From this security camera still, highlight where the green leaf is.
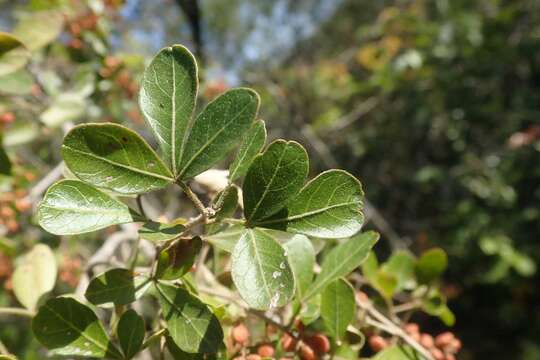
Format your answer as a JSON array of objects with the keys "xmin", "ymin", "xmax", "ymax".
[
  {"xmin": 213, "ymin": 185, "xmax": 238, "ymax": 220},
  {"xmin": 13, "ymin": 11, "xmax": 64, "ymax": 51},
  {"xmin": 303, "ymin": 231, "xmax": 379, "ymax": 301},
  {"xmin": 156, "ymin": 237, "xmax": 202, "ymax": 280},
  {"xmin": 37, "ymin": 180, "xmax": 136, "ymax": 235},
  {"xmin": 178, "ymin": 88, "xmax": 260, "ymax": 179},
  {"xmin": 166, "ymin": 336, "xmax": 207, "ymax": 359},
  {"xmin": 284, "ymin": 235, "xmax": 315, "ymax": 299},
  {"xmin": 32, "ymin": 297, "xmax": 122, "ymax": 359},
  {"xmin": 298, "ymin": 294, "xmax": 321, "ymax": 325},
  {"xmin": 0, "ymin": 32, "xmax": 30, "ymax": 76},
  {"xmin": 381, "ymin": 250, "xmax": 416, "ymax": 290},
  {"xmin": 372, "ymin": 270, "xmax": 398, "ymax": 299},
  {"xmin": 155, "ymin": 283, "xmax": 224, "ymax": 353},
  {"xmin": 118, "ymin": 309, "xmax": 145, "ymax": 359},
  {"xmin": 138, "ymin": 221, "xmax": 185, "ymax": 242},
  {"xmin": 62, "ymin": 123, "xmax": 174, "ymax": 194},
  {"xmin": 231, "ymin": 228, "xmax": 295, "ymax": 310},
  {"xmin": 243, "ymin": 140, "xmax": 309, "ymax": 223},
  {"xmin": 229, "ymin": 119, "xmax": 267, "ymax": 181},
  {"xmin": 255, "ymin": 170, "xmax": 364, "ymax": 238},
  {"xmin": 0, "ymin": 68, "xmax": 33, "ymax": 95},
  {"xmin": 85, "ymin": 268, "xmax": 151, "ymax": 306},
  {"xmin": 371, "ymin": 345, "xmax": 418, "ymax": 360},
  {"xmin": 321, "ymin": 278, "xmax": 355, "ymax": 341},
  {"xmin": 139, "ymin": 45, "xmax": 198, "ymax": 174},
  {"xmin": 361, "ymin": 251, "xmax": 379, "ymax": 282},
  {"xmin": 415, "ymin": 248, "xmax": 447, "ymax": 284},
  {"xmin": 40, "ymin": 93, "xmax": 87, "ymax": 128},
  {"xmin": 203, "ymin": 224, "xmax": 244, "ymax": 253},
  {"xmin": 12, "ymin": 244, "xmax": 57, "ymax": 311}
]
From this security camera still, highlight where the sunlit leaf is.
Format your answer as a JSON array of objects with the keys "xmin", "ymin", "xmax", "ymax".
[
  {"xmin": 229, "ymin": 119, "xmax": 267, "ymax": 181},
  {"xmin": 62, "ymin": 123, "xmax": 174, "ymax": 194},
  {"xmin": 13, "ymin": 10, "xmax": 63, "ymax": 51},
  {"xmin": 243, "ymin": 140, "xmax": 308, "ymax": 223},
  {"xmin": 0, "ymin": 32, "xmax": 30, "ymax": 76},
  {"xmin": 231, "ymin": 228, "xmax": 295, "ymax": 310},
  {"xmin": 138, "ymin": 221, "xmax": 185, "ymax": 242},
  {"xmin": 139, "ymin": 45, "xmax": 198, "ymax": 174},
  {"xmin": 0, "ymin": 68, "xmax": 33, "ymax": 95},
  {"xmin": 40, "ymin": 93, "xmax": 87, "ymax": 128},
  {"xmin": 37, "ymin": 180, "xmax": 137, "ymax": 235},
  {"xmin": 303, "ymin": 231, "xmax": 379, "ymax": 301},
  {"xmin": 284, "ymin": 235, "xmax": 315, "ymax": 299},
  {"xmin": 156, "ymin": 283, "xmax": 223, "ymax": 353},
  {"xmin": 156, "ymin": 237, "xmax": 202, "ymax": 280},
  {"xmin": 255, "ymin": 170, "xmax": 364, "ymax": 238},
  {"xmin": 32, "ymin": 297, "xmax": 122, "ymax": 358},
  {"xmin": 321, "ymin": 278, "xmax": 355, "ymax": 340},
  {"xmin": 203, "ymin": 224, "xmax": 244, "ymax": 253},
  {"xmin": 12, "ymin": 244, "xmax": 57, "ymax": 311},
  {"xmin": 178, "ymin": 88, "xmax": 260, "ymax": 179}
]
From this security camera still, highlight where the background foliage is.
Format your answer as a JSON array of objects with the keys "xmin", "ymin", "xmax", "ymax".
[{"xmin": 0, "ymin": 0, "xmax": 539, "ymax": 359}]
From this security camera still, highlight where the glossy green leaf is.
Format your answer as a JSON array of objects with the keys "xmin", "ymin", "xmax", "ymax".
[
  {"xmin": 12, "ymin": 244, "xmax": 57, "ymax": 311},
  {"xmin": 361, "ymin": 251, "xmax": 379, "ymax": 282},
  {"xmin": 372, "ymin": 270, "xmax": 398, "ymax": 299},
  {"xmin": 231, "ymin": 228, "xmax": 295, "ymax": 310},
  {"xmin": 229, "ymin": 119, "xmax": 267, "ymax": 181},
  {"xmin": 139, "ymin": 45, "xmax": 198, "ymax": 174},
  {"xmin": 321, "ymin": 278, "xmax": 355, "ymax": 340},
  {"xmin": 255, "ymin": 170, "xmax": 364, "ymax": 238},
  {"xmin": 0, "ymin": 68, "xmax": 33, "ymax": 95},
  {"xmin": 0, "ymin": 32, "xmax": 30, "ymax": 76},
  {"xmin": 156, "ymin": 237, "xmax": 202, "ymax": 280},
  {"xmin": 415, "ymin": 247, "xmax": 447, "ymax": 284},
  {"xmin": 178, "ymin": 88, "xmax": 260, "ymax": 179},
  {"xmin": 298, "ymin": 294, "xmax": 321, "ymax": 325},
  {"xmin": 85, "ymin": 268, "xmax": 151, "ymax": 306},
  {"xmin": 243, "ymin": 140, "xmax": 309, "ymax": 223},
  {"xmin": 155, "ymin": 283, "xmax": 224, "ymax": 353},
  {"xmin": 13, "ymin": 11, "xmax": 64, "ymax": 51},
  {"xmin": 203, "ymin": 224, "xmax": 244, "ymax": 253},
  {"xmin": 371, "ymin": 345, "xmax": 418, "ymax": 360},
  {"xmin": 138, "ymin": 221, "xmax": 185, "ymax": 242},
  {"xmin": 32, "ymin": 297, "xmax": 122, "ymax": 359},
  {"xmin": 284, "ymin": 235, "xmax": 315, "ymax": 299},
  {"xmin": 37, "ymin": 180, "xmax": 136, "ymax": 235},
  {"xmin": 303, "ymin": 231, "xmax": 379, "ymax": 300},
  {"xmin": 166, "ymin": 336, "xmax": 205, "ymax": 359},
  {"xmin": 62, "ymin": 123, "xmax": 174, "ymax": 194},
  {"xmin": 118, "ymin": 309, "xmax": 145, "ymax": 359}
]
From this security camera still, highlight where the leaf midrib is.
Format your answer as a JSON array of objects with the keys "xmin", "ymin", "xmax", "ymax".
[
  {"xmin": 62, "ymin": 145, "xmax": 174, "ymax": 182},
  {"xmin": 256, "ymin": 200, "xmax": 360, "ymax": 225}
]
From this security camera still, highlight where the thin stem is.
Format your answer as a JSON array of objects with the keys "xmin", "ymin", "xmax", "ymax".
[
  {"xmin": 142, "ymin": 328, "xmax": 166, "ymax": 350},
  {"xmin": 222, "ymin": 218, "xmax": 245, "ymax": 225},
  {"xmin": 393, "ymin": 301, "xmax": 420, "ymax": 314},
  {"xmin": 0, "ymin": 307, "xmax": 35, "ymax": 318},
  {"xmin": 177, "ymin": 181, "xmax": 207, "ymax": 217}
]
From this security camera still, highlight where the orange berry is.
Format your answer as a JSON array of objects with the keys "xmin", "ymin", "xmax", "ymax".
[
  {"xmin": 299, "ymin": 344, "xmax": 316, "ymax": 360},
  {"xmin": 420, "ymin": 333, "xmax": 435, "ymax": 349},
  {"xmin": 232, "ymin": 323, "xmax": 250, "ymax": 345},
  {"xmin": 404, "ymin": 323, "xmax": 420, "ymax": 335},
  {"xmin": 356, "ymin": 291, "xmax": 369, "ymax": 304},
  {"xmin": 445, "ymin": 338, "xmax": 462, "ymax": 353},
  {"xmin": 279, "ymin": 358, "xmax": 293, "ymax": 360},
  {"xmin": 281, "ymin": 333, "xmax": 297, "ymax": 352},
  {"xmin": 257, "ymin": 344, "xmax": 275, "ymax": 358},
  {"xmin": 6, "ymin": 219, "xmax": 19, "ymax": 232},
  {"xmin": 304, "ymin": 334, "xmax": 330, "ymax": 354},
  {"xmin": 435, "ymin": 332, "xmax": 454, "ymax": 347},
  {"xmin": 0, "ymin": 206, "xmax": 14, "ymax": 217},
  {"xmin": 294, "ymin": 320, "xmax": 305, "ymax": 333},
  {"xmin": 430, "ymin": 347, "xmax": 444, "ymax": 360},
  {"xmin": 15, "ymin": 198, "xmax": 31, "ymax": 212},
  {"xmin": 368, "ymin": 335, "xmax": 388, "ymax": 352},
  {"xmin": 445, "ymin": 354, "xmax": 456, "ymax": 360},
  {"xmin": 0, "ymin": 112, "xmax": 15, "ymax": 123}
]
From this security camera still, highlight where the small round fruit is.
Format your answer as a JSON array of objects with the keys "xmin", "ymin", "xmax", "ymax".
[
  {"xmin": 257, "ymin": 344, "xmax": 275, "ymax": 358},
  {"xmin": 232, "ymin": 323, "xmax": 250, "ymax": 345},
  {"xmin": 430, "ymin": 347, "xmax": 444, "ymax": 360},
  {"xmin": 420, "ymin": 333, "xmax": 435, "ymax": 349},
  {"xmin": 304, "ymin": 334, "xmax": 330, "ymax": 354},
  {"xmin": 404, "ymin": 323, "xmax": 420, "ymax": 335},
  {"xmin": 299, "ymin": 344, "xmax": 316, "ymax": 360},
  {"xmin": 281, "ymin": 333, "xmax": 297, "ymax": 352},
  {"xmin": 435, "ymin": 332, "xmax": 454, "ymax": 347},
  {"xmin": 368, "ymin": 335, "xmax": 388, "ymax": 352}
]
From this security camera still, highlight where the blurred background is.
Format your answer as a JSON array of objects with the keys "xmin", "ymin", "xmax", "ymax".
[{"xmin": 0, "ymin": 0, "xmax": 539, "ymax": 359}]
